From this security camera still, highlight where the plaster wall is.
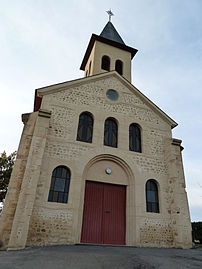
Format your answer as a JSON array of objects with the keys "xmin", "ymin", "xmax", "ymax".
[{"xmin": 85, "ymin": 41, "xmax": 132, "ymax": 81}]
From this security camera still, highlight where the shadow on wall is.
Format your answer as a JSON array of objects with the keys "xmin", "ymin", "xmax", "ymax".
[{"xmin": 0, "ymin": 202, "xmax": 3, "ymax": 216}]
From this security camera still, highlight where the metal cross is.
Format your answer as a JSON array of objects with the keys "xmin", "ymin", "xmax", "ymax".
[{"xmin": 106, "ymin": 9, "xmax": 114, "ymax": 22}]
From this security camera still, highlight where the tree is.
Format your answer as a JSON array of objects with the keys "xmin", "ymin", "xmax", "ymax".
[
  {"xmin": 0, "ymin": 151, "xmax": 17, "ymax": 202},
  {"xmin": 192, "ymin": 222, "xmax": 202, "ymax": 243}
]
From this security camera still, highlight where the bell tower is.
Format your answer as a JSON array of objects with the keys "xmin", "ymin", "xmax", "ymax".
[{"xmin": 80, "ymin": 12, "xmax": 138, "ymax": 82}]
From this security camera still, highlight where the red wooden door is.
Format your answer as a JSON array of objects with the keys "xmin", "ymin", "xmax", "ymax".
[
  {"xmin": 81, "ymin": 181, "xmax": 126, "ymax": 245},
  {"xmin": 80, "ymin": 181, "xmax": 103, "ymax": 244}
]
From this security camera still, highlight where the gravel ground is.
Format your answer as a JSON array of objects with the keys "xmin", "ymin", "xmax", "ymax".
[{"xmin": 0, "ymin": 244, "xmax": 202, "ymax": 269}]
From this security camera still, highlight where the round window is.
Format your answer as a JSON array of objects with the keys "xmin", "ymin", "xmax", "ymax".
[{"xmin": 106, "ymin": 89, "xmax": 118, "ymax": 101}]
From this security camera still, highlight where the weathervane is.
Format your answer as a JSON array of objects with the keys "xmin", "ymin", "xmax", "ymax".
[{"xmin": 106, "ymin": 9, "xmax": 114, "ymax": 22}]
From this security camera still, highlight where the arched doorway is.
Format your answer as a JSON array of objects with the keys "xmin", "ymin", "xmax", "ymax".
[{"xmin": 80, "ymin": 154, "xmax": 133, "ymax": 245}]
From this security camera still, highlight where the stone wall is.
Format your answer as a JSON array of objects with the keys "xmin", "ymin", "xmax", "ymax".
[
  {"xmin": 0, "ymin": 112, "xmax": 37, "ymax": 248},
  {"xmin": 2, "ymin": 74, "xmax": 192, "ymax": 249},
  {"xmin": 139, "ymin": 218, "xmax": 174, "ymax": 247},
  {"xmin": 27, "ymin": 207, "xmax": 73, "ymax": 246},
  {"xmin": 25, "ymin": 75, "xmax": 184, "ymax": 248}
]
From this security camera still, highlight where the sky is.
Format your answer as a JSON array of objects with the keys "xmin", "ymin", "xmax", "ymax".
[{"xmin": 0, "ymin": 1, "xmax": 201, "ymax": 221}]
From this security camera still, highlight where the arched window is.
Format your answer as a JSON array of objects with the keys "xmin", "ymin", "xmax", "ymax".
[
  {"xmin": 115, "ymin": 60, "xmax": 123, "ymax": 75},
  {"xmin": 146, "ymin": 179, "xmax": 159, "ymax": 213},
  {"xmin": 48, "ymin": 166, "xmax": 71, "ymax": 203},
  {"xmin": 77, "ymin": 112, "xmax": 93, "ymax": 143},
  {"xmin": 129, "ymin": 123, "xmax": 141, "ymax": 153},
  {"xmin": 104, "ymin": 118, "xmax": 118, "ymax": 148},
  {"xmin": 101, "ymin": 55, "xmax": 110, "ymax": 71}
]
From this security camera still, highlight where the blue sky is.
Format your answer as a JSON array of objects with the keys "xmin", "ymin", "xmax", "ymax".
[{"xmin": 0, "ymin": 1, "xmax": 201, "ymax": 221}]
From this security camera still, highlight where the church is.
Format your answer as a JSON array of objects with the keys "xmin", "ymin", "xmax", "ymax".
[{"xmin": 0, "ymin": 15, "xmax": 192, "ymax": 250}]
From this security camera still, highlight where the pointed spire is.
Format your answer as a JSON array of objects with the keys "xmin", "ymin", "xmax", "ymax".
[
  {"xmin": 80, "ymin": 15, "xmax": 138, "ymax": 72},
  {"xmin": 100, "ymin": 21, "xmax": 125, "ymax": 45}
]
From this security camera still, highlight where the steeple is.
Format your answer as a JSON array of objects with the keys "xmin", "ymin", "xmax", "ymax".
[
  {"xmin": 80, "ymin": 17, "xmax": 138, "ymax": 82},
  {"xmin": 100, "ymin": 21, "xmax": 125, "ymax": 45}
]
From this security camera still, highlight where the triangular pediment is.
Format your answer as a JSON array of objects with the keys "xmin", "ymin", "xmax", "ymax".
[{"xmin": 36, "ymin": 71, "xmax": 177, "ymax": 128}]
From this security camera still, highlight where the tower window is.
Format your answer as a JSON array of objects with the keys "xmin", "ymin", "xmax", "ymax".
[
  {"xmin": 115, "ymin": 60, "xmax": 123, "ymax": 75},
  {"xmin": 101, "ymin": 55, "xmax": 110, "ymax": 71},
  {"xmin": 146, "ymin": 179, "xmax": 159, "ymax": 213},
  {"xmin": 77, "ymin": 112, "xmax": 94, "ymax": 143},
  {"xmin": 129, "ymin": 123, "xmax": 141, "ymax": 153},
  {"xmin": 48, "ymin": 166, "xmax": 71, "ymax": 204},
  {"xmin": 104, "ymin": 117, "xmax": 118, "ymax": 148}
]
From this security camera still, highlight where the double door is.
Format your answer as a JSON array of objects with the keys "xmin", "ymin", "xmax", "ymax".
[{"xmin": 81, "ymin": 181, "xmax": 126, "ymax": 245}]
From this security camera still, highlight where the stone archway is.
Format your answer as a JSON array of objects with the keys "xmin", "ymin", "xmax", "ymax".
[
  {"xmin": 79, "ymin": 154, "xmax": 135, "ymax": 245},
  {"xmin": 83, "ymin": 154, "xmax": 133, "ymax": 184}
]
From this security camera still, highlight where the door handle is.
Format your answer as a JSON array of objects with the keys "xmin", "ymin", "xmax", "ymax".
[{"xmin": 105, "ymin": 210, "xmax": 110, "ymax": 213}]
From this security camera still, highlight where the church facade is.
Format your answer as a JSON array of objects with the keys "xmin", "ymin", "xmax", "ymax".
[{"xmin": 0, "ymin": 20, "xmax": 192, "ymax": 250}]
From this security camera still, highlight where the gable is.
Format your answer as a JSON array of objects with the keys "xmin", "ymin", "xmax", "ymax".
[{"xmin": 36, "ymin": 71, "xmax": 177, "ymax": 129}]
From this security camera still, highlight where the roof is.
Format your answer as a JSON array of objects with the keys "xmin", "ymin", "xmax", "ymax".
[
  {"xmin": 35, "ymin": 71, "xmax": 177, "ymax": 129},
  {"xmin": 100, "ymin": 21, "xmax": 125, "ymax": 45}
]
